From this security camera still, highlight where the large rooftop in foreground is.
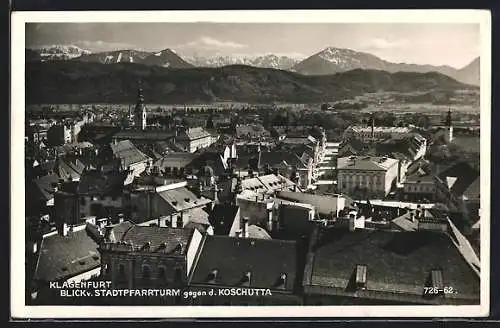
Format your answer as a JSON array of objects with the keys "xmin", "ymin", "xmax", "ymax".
[{"xmin": 304, "ymin": 224, "xmax": 480, "ymax": 304}]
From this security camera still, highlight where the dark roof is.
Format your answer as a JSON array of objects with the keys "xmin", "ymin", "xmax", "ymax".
[
  {"xmin": 153, "ymin": 152, "xmax": 197, "ymax": 170},
  {"xmin": 438, "ymin": 162, "xmax": 480, "ymax": 196},
  {"xmin": 178, "ymin": 127, "xmax": 212, "ymax": 141},
  {"xmin": 190, "ymin": 235, "xmax": 298, "ymax": 291},
  {"xmin": 32, "ymin": 173, "xmax": 60, "ymax": 201},
  {"xmin": 156, "ymin": 187, "xmax": 212, "ymax": 213},
  {"xmin": 34, "ymin": 228, "xmax": 101, "ymax": 282},
  {"xmin": 259, "ymin": 151, "xmax": 306, "ymax": 168},
  {"xmin": 186, "ymin": 152, "xmax": 227, "ymax": 177},
  {"xmin": 305, "ymin": 228, "xmax": 480, "ymax": 303},
  {"xmin": 208, "ymin": 204, "xmax": 240, "ymax": 235},
  {"xmin": 463, "ymin": 176, "xmax": 480, "ymax": 200},
  {"xmin": 56, "ymin": 157, "xmax": 86, "ymax": 180},
  {"xmin": 77, "ymin": 169, "xmax": 127, "ymax": 195},
  {"xmin": 117, "ymin": 225, "xmax": 194, "ymax": 254},
  {"xmin": 111, "ymin": 140, "xmax": 151, "ymax": 167}
]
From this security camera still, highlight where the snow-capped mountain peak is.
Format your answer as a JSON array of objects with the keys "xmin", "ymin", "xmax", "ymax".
[
  {"xmin": 31, "ymin": 44, "xmax": 92, "ymax": 61},
  {"xmin": 183, "ymin": 53, "xmax": 301, "ymax": 70}
]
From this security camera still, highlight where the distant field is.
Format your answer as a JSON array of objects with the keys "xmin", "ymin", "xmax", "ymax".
[{"xmin": 451, "ymin": 136, "xmax": 480, "ymax": 152}]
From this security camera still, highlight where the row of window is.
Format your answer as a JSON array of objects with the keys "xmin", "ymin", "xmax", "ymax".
[
  {"xmin": 117, "ymin": 263, "xmax": 183, "ymax": 282},
  {"xmin": 340, "ymin": 175, "xmax": 382, "ymax": 183},
  {"xmin": 80, "ymin": 196, "xmax": 120, "ymax": 205}
]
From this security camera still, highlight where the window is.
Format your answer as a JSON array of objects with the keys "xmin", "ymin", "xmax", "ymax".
[
  {"xmin": 118, "ymin": 263, "xmax": 127, "ymax": 283},
  {"xmin": 80, "ymin": 197, "xmax": 86, "ymax": 206},
  {"xmin": 142, "ymin": 264, "xmax": 151, "ymax": 279},
  {"xmin": 174, "ymin": 268, "xmax": 183, "ymax": 285},
  {"xmin": 158, "ymin": 266, "xmax": 167, "ymax": 281}
]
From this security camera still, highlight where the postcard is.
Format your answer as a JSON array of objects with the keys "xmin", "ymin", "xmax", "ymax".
[{"xmin": 11, "ymin": 9, "xmax": 491, "ymax": 319}]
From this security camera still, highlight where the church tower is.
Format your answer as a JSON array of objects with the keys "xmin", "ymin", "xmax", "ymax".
[
  {"xmin": 134, "ymin": 87, "xmax": 147, "ymax": 131},
  {"xmin": 445, "ymin": 108, "xmax": 453, "ymax": 143}
]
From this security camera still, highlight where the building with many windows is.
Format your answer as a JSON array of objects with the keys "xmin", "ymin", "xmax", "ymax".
[
  {"xmin": 337, "ymin": 156, "xmax": 399, "ymax": 198},
  {"xmin": 343, "ymin": 126, "xmax": 412, "ymax": 143}
]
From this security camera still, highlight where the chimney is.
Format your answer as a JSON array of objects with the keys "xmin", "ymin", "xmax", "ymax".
[
  {"xmin": 117, "ymin": 213, "xmax": 124, "ymax": 223},
  {"xmin": 410, "ymin": 211, "xmax": 416, "ymax": 222},
  {"xmin": 242, "ymin": 271, "xmax": 252, "ymax": 285},
  {"xmin": 61, "ymin": 222, "xmax": 69, "ymax": 237},
  {"xmin": 242, "ymin": 217, "xmax": 249, "ymax": 238},
  {"xmin": 267, "ymin": 208, "xmax": 273, "ymax": 232},
  {"xmin": 279, "ymin": 273, "xmax": 287, "ymax": 289},
  {"xmin": 213, "ymin": 184, "xmax": 220, "ymax": 204},
  {"xmin": 103, "ymin": 225, "xmax": 116, "ymax": 243}
]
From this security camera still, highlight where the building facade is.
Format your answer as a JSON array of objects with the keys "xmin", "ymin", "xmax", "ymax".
[{"xmin": 337, "ymin": 156, "xmax": 399, "ymax": 198}]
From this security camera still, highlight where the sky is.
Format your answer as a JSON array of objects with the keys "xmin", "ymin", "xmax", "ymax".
[{"xmin": 25, "ymin": 23, "xmax": 480, "ymax": 68}]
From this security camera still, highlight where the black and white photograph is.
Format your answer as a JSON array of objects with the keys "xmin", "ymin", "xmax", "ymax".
[{"xmin": 11, "ymin": 10, "xmax": 491, "ymax": 318}]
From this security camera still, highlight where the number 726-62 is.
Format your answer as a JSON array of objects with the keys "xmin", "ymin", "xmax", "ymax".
[{"xmin": 423, "ymin": 287, "xmax": 455, "ymax": 294}]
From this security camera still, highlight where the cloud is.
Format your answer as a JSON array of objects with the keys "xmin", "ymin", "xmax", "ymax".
[
  {"xmin": 73, "ymin": 40, "xmax": 138, "ymax": 52},
  {"xmin": 360, "ymin": 38, "xmax": 409, "ymax": 50},
  {"xmin": 179, "ymin": 36, "xmax": 248, "ymax": 50}
]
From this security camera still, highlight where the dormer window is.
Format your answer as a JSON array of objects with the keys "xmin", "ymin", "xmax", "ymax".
[
  {"xmin": 141, "ymin": 241, "xmax": 151, "ymax": 251},
  {"xmin": 240, "ymin": 271, "xmax": 251, "ymax": 286},
  {"xmin": 355, "ymin": 265, "xmax": 367, "ymax": 290},
  {"xmin": 206, "ymin": 269, "xmax": 218, "ymax": 283}
]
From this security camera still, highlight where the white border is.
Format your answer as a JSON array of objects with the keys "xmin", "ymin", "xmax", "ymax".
[{"xmin": 11, "ymin": 9, "xmax": 492, "ymax": 319}]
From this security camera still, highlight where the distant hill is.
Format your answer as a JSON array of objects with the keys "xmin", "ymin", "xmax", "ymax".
[
  {"xmin": 292, "ymin": 47, "xmax": 479, "ymax": 86},
  {"xmin": 455, "ymin": 57, "xmax": 480, "ymax": 86},
  {"xmin": 25, "ymin": 61, "xmax": 476, "ymax": 104}
]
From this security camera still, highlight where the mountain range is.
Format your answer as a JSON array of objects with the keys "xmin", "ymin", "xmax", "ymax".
[
  {"xmin": 25, "ymin": 45, "xmax": 480, "ymax": 86},
  {"xmin": 26, "ymin": 61, "xmax": 476, "ymax": 104},
  {"xmin": 291, "ymin": 47, "xmax": 480, "ymax": 86}
]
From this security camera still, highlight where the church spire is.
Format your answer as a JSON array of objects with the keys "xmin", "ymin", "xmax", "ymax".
[
  {"xmin": 445, "ymin": 108, "xmax": 452, "ymax": 127},
  {"xmin": 445, "ymin": 108, "xmax": 453, "ymax": 143},
  {"xmin": 134, "ymin": 84, "xmax": 147, "ymax": 131}
]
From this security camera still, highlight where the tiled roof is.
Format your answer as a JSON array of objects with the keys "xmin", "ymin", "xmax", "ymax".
[
  {"xmin": 337, "ymin": 156, "xmax": 398, "ymax": 171},
  {"xmin": 56, "ymin": 157, "xmax": 86, "ymax": 180},
  {"xmin": 247, "ymin": 225, "xmax": 272, "ymax": 240},
  {"xmin": 183, "ymin": 207, "xmax": 210, "ymax": 226},
  {"xmin": 34, "ymin": 228, "xmax": 101, "ymax": 282},
  {"xmin": 117, "ymin": 225, "xmax": 194, "ymax": 254},
  {"xmin": 156, "ymin": 187, "xmax": 211, "ymax": 213},
  {"xmin": 305, "ymin": 227, "xmax": 479, "ymax": 303},
  {"xmin": 179, "ymin": 127, "xmax": 212, "ymax": 141},
  {"xmin": 32, "ymin": 173, "xmax": 60, "ymax": 201},
  {"xmin": 259, "ymin": 151, "xmax": 307, "ymax": 169},
  {"xmin": 153, "ymin": 152, "xmax": 197, "ymax": 170},
  {"xmin": 77, "ymin": 169, "xmax": 127, "ymax": 195},
  {"xmin": 190, "ymin": 235, "xmax": 298, "ymax": 291},
  {"xmin": 391, "ymin": 211, "xmax": 419, "ymax": 231},
  {"xmin": 111, "ymin": 140, "xmax": 151, "ymax": 168},
  {"xmin": 241, "ymin": 174, "xmax": 296, "ymax": 194}
]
